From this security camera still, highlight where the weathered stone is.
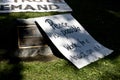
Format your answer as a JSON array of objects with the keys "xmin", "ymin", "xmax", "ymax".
[
  {"xmin": 16, "ymin": 46, "xmax": 53, "ymax": 57},
  {"xmin": 16, "ymin": 18, "xmax": 56, "ymax": 61}
]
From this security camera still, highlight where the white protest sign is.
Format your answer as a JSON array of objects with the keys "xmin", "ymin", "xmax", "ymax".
[
  {"xmin": 35, "ymin": 14, "xmax": 113, "ymax": 69},
  {"xmin": 0, "ymin": 0, "xmax": 72, "ymax": 13}
]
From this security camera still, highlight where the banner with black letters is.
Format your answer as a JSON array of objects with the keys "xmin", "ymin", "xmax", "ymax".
[
  {"xmin": 35, "ymin": 14, "xmax": 113, "ymax": 69},
  {"xmin": 0, "ymin": 0, "xmax": 72, "ymax": 13}
]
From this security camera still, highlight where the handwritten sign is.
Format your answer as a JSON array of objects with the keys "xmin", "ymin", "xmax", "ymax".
[
  {"xmin": 0, "ymin": 0, "xmax": 72, "ymax": 13},
  {"xmin": 35, "ymin": 14, "xmax": 113, "ymax": 69}
]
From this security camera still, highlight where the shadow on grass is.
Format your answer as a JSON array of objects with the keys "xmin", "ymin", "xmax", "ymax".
[
  {"xmin": 64, "ymin": 0, "xmax": 120, "ymax": 79},
  {"xmin": 0, "ymin": 50, "xmax": 23, "ymax": 80},
  {"xmin": 0, "ymin": 13, "xmax": 23, "ymax": 80}
]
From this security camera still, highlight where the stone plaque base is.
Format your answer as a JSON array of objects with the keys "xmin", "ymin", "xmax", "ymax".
[{"xmin": 16, "ymin": 18, "xmax": 58, "ymax": 61}]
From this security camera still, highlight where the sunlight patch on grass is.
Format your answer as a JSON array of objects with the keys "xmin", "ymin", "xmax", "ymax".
[{"xmin": 9, "ymin": 12, "xmax": 62, "ymax": 19}]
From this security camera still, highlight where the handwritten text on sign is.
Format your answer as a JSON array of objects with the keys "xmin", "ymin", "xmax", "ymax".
[
  {"xmin": 35, "ymin": 14, "xmax": 113, "ymax": 69},
  {"xmin": 0, "ymin": 0, "xmax": 72, "ymax": 13}
]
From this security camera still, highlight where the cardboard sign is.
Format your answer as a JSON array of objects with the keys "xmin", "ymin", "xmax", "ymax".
[
  {"xmin": 35, "ymin": 14, "xmax": 113, "ymax": 69},
  {"xmin": 0, "ymin": 0, "xmax": 72, "ymax": 13}
]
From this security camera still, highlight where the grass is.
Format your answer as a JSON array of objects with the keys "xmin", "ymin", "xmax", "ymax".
[
  {"xmin": 0, "ymin": 55, "xmax": 120, "ymax": 80},
  {"xmin": 18, "ymin": 58, "xmax": 120, "ymax": 80},
  {"xmin": 0, "ymin": 0, "xmax": 120, "ymax": 80}
]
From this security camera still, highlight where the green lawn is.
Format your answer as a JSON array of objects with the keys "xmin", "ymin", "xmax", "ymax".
[
  {"xmin": 0, "ymin": 51, "xmax": 120, "ymax": 80},
  {"xmin": 0, "ymin": 0, "xmax": 120, "ymax": 80}
]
